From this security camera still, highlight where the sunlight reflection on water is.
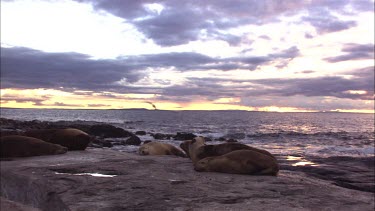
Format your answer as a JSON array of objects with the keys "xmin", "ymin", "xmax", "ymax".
[{"xmin": 286, "ymin": 156, "xmax": 319, "ymax": 167}]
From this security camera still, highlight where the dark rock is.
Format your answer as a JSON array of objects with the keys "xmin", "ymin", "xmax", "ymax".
[
  {"xmin": 88, "ymin": 124, "xmax": 132, "ymax": 138},
  {"xmin": 123, "ymin": 135, "xmax": 141, "ymax": 146},
  {"xmin": 135, "ymin": 131, "xmax": 147, "ymax": 136},
  {"xmin": 0, "ymin": 129, "xmax": 22, "ymax": 137},
  {"xmin": 216, "ymin": 137, "xmax": 226, "ymax": 141},
  {"xmin": 143, "ymin": 140, "xmax": 152, "ymax": 144},
  {"xmin": 278, "ymin": 155, "xmax": 375, "ymax": 193},
  {"xmin": 226, "ymin": 139, "xmax": 238, "ymax": 143},
  {"xmin": 102, "ymin": 141, "xmax": 114, "ymax": 148},
  {"xmin": 89, "ymin": 138, "xmax": 113, "ymax": 148},
  {"xmin": 204, "ymin": 137, "xmax": 213, "ymax": 142},
  {"xmin": 1, "ymin": 167, "xmax": 70, "ymax": 210},
  {"xmin": 151, "ymin": 133, "xmax": 173, "ymax": 140},
  {"xmin": 1, "ymin": 197, "xmax": 41, "ymax": 211},
  {"xmin": 223, "ymin": 133, "xmax": 246, "ymax": 140},
  {"xmin": 173, "ymin": 132, "xmax": 196, "ymax": 140}
]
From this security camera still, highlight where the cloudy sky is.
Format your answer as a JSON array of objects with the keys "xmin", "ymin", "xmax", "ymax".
[{"xmin": 1, "ymin": 0, "xmax": 374, "ymax": 112}]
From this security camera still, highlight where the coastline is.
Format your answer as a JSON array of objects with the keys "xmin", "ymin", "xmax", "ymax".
[
  {"xmin": 1, "ymin": 117, "xmax": 374, "ymax": 210},
  {"xmin": 1, "ymin": 107, "xmax": 373, "ymax": 114},
  {"xmin": 1, "ymin": 148, "xmax": 374, "ymax": 211}
]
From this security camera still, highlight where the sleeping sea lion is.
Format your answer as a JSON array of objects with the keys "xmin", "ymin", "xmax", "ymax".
[
  {"xmin": 196, "ymin": 142, "xmax": 276, "ymax": 160},
  {"xmin": 138, "ymin": 142, "xmax": 186, "ymax": 157},
  {"xmin": 0, "ymin": 135, "xmax": 68, "ymax": 158},
  {"xmin": 180, "ymin": 137, "xmax": 276, "ymax": 163},
  {"xmin": 24, "ymin": 128, "xmax": 91, "ymax": 150},
  {"xmin": 194, "ymin": 149, "xmax": 279, "ymax": 176}
]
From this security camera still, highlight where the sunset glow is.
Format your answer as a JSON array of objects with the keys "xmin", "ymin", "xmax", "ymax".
[{"xmin": 1, "ymin": 0, "xmax": 374, "ymax": 113}]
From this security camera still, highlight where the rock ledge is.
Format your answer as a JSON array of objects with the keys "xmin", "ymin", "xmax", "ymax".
[{"xmin": 1, "ymin": 148, "xmax": 374, "ymax": 211}]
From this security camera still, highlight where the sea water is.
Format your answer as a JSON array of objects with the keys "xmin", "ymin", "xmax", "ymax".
[{"xmin": 1, "ymin": 108, "xmax": 374, "ymax": 158}]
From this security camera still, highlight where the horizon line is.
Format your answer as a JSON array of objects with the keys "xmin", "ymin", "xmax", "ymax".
[{"xmin": 0, "ymin": 107, "xmax": 373, "ymax": 114}]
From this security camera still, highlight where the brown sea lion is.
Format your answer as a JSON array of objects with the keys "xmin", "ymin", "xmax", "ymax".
[
  {"xmin": 138, "ymin": 142, "xmax": 186, "ymax": 157},
  {"xmin": 24, "ymin": 128, "xmax": 91, "ymax": 150},
  {"xmin": 179, "ymin": 136, "xmax": 206, "ymax": 163},
  {"xmin": 180, "ymin": 137, "xmax": 276, "ymax": 163},
  {"xmin": 197, "ymin": 142, "xmax": 276, "ymax": 160},
  {"xmin": 0, "ymin": 135, "xmax": 68, "ymax": 158},
  {"xmin": 194, "ymin": 150, "xmax": 279, "ymax": 176}
]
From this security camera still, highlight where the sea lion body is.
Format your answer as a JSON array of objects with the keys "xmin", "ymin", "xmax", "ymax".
[
  {"xmin": 0, "ymin": 135, "xmax": 68, "ymax": 158},
  {"xmin": 194, "ymin": 150, "xmax": 279, "ymax": 176},
  {"xmin": 138, "ymin": 142, "xmax": 186, "ymax": 157},
  {"xmin": 24, "ymin": 128, "xmax": 91, "ymax": 150},
  {"xmin": 180, "ymin": 138, "xmax": 275, "ymax": 163},
  {"xmin": 197, "ymin": 142, "xmax": 276, "ymax": 160}
]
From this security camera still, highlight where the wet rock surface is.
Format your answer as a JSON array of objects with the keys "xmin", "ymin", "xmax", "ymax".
[
  {"xmin": 279, "ymin": 155, "xmax": 375, "ymax": 193},
  {"xmin": 1, "ymin": 197, "xmax": 41, "ymax": 211},
  {"xmin": 1, "ymin": 149, "xmax": 374, "ymax": 211}
]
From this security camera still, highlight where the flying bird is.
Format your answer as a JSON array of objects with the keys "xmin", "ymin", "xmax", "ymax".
[{"xmin": 146, "ymin": 102, "xmax": 157, "ymax": 110}]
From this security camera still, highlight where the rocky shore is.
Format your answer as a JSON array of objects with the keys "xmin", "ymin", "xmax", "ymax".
[
  {"xmin": 1, "ymin": 118, "xmax": 374, "ymax": 210},
  {"xmin": 1, "ymin": 149, "xmax": 374, "ymax": 211}
]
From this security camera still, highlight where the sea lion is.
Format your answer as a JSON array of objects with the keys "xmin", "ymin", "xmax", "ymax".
[
  {"xmin": 179, "ymin": 140, "xmax": 192, "ymax": 157},
  {"xmin": 24, "ymin": 128, "xmax": 91, "ymax": 150},
  {"xmin": 180, "ymin": 137, "xmax": 276, "ymax": 163},
  {"xmin": 197, "ymin": 142, "xmax": 276, "ymax": 160},
  {"xmin": 138, "ymin": 142, "xmax": 186, "ymax": 157},
  {"xmin": 0, "ymin": 135, "xmax": 68, "ymax": 158},
  {"xmin": 194, "ymin": 150, "xmax": 279, "ymax": 176},
  {"xmin": 179, "ymin": 137, "xmax": 206, "ymax": 164}
]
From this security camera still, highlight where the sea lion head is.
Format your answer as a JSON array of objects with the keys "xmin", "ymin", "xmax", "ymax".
[
  {"xmin": 138, "ymin": 144, "xmax": 150, "ymax": 155},
  {"xmin": 180, "ymin": 140, "xmax": 192, "ymax": 158},
  {"xmin": 194, "ymin": 157, "xmax": 214, "ymax": 172}
]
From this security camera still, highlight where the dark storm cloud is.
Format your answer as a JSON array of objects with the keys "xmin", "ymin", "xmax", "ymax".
[
  {"xmin": 165, "ymin": 65, "xmax": 374, "ymax": 105},
  {"xmin": 1, "ymin": 45, "xmax": 299, "ymax": 92},
  {"xmin": 324, "ymin": 43, "xmax": 374, "ymax": 62},
  {"xmin": 239, "ymin": 67, "xmax": 374, "ymax": 100},
  {"xmin": 140, "ymin": 46, "xmax": 300, "ymax": 72},
  {"xmin": 181, "ymin": 66, "xmax": 374, "ymax": 101},
  {"xmin": 2, "ymin": 45, "xmax": 371, "ymax": 106},
  {"xmin": 298, "ymin": 70, "xmax": 315, "ymax": 74},
  {"xmin": 301, "ymin": 7, "xmax": 357, "ymax": 34},
  {"xmin": 226, "ymin": 46, "xmax": 300, "ymax": 70},
  {"xmin": 240, "ymin": 95, "xmax": 372, "ymax": 111},
  {"xmin": 0, "ymin": 47, "xmax": 145, "ymax": 91},
  {"xmin": 120, "ymin": 52, "xmax": 215, "ymax": 70},
  {"xmin": 75, "ymin": 0, "xmax": 369, "ymax": 46}
]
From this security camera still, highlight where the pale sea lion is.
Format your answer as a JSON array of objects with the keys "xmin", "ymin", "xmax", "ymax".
[
  {"xmin": 24, "ymin": 128, "xmax": 91, "ymax": 150},
  {"xmin": 138, "ymin": 142, "xmax": 186, "ymax": 157},
  {"xmin": 194, "ymin": 149, "xmax": 279, "ymax": 176},
  {"xmin": 0, "ymin": 135, "xmax": 68, "ymax": 158}
]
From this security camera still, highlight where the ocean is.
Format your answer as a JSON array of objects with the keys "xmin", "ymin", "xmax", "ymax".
[{"xmin": 1, "ymin": 108, "xmax": 374, "ymax": 161}]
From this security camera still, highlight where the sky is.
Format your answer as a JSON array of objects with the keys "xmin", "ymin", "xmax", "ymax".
[{"xmin": 0, "ymin": 0, "xmax": 374, "ymax": 112}]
